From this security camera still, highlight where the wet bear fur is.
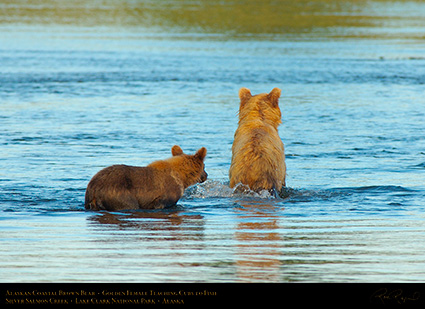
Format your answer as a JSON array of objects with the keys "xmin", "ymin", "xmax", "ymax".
[
  {"xmin": 229, "ymin": 87, "xmax": 286, "ymax": 196},
  {"xmin": 85, "ymin": 145, "xmax": 207, "ymax": 210}
]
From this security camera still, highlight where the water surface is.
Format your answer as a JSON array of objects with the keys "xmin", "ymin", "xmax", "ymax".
[{"xmin": 1, "ymin": 0, "xmax": 425, "ymax": 283}]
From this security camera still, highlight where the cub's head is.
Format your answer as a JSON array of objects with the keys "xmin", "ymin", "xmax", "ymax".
[
  {"xmin": 238, "ymin": 87, "xmax": 282, "ymax": 127},
  {"xmin": 171, "ymin": 145, "xmax": 208, "ymax": 188}
]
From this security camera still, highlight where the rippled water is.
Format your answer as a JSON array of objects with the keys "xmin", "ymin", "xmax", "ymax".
[{"xmin": 1, "ymin": 0, "xmax": 425, "ymax": 283}]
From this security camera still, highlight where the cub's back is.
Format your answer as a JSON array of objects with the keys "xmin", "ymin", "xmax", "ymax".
[{"xmin": 85, "ymin": 165, "xmax": 159, "ymax": 210}]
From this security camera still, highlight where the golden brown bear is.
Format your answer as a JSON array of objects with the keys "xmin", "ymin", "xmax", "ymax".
[
  {"xmin": 229, "ymin": 87, "xmax": 286, "ymax": 196},
  {"xmin": 85, "ymin": 145, "xmax": 207, "ymax": 210}
]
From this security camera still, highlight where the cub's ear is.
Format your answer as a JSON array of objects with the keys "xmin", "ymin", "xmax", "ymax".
[
  {"xmin": 239, "ymin": 87, "xmax": 252, "ymax": 104},
  {"xmin": 171, "ymin": 145, "xmax": 184, "ymax": 156},
  {"xmin": 268, "ymin": 87, "xmax": 281, "ymax": 107},
  {"xmin": 195, "ymin": 147, "xmax": 207, "ymax": 161}
]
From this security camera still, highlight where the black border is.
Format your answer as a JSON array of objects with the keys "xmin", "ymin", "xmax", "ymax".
[{"xmin": 2, "ymin": 283, "xmax": 424, "ymax": 306}]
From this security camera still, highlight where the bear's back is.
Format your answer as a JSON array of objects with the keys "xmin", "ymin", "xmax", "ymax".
[{"xmin": 85, "ymin": 165, "xmax": 182, "ymax": 210}]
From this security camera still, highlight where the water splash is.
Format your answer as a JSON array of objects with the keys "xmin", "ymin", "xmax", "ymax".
[{"xmin": 183, "ymin": 180, "xmax": 278, "ymax": 199}]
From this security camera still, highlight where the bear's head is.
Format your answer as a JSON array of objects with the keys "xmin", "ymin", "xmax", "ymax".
[
  {"xmin": 171, "ymin": 145, "xmax": 208, "ymax": 188},
  {"xmin": 238, "ymin": 87, "xmax": 282, "ymax": 128}
]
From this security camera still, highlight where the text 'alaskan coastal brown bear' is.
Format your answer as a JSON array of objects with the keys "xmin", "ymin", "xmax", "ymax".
[
  {"xmin": 85, "ymin": 145, "xmax": 207, "ymax": 211},
  {"xmin": 229, "ymin": 87, "xmax": 286, "ymax": 196}
]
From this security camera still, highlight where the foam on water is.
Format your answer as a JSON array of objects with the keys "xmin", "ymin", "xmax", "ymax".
[{"xmin": 184, "ymin": 180, "xmax": 281, "ymax": 200}]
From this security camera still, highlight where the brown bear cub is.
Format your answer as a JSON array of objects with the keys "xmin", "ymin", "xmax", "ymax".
[
  {"xmin": 85, "ymin": 145, "xmax": 207, "ymax": 211},
  {"xmin": 229, "ymin": 87, "xmax": 286, "ymax": 196}
]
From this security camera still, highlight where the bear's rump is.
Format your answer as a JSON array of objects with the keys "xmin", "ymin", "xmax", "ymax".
[
  {"xmin": 229, "ymin": 129, "xmax": 285, "ymax": 191},
  {"xmin": 85, "ymin": 165, "xmax": 182, "ymax": 210}
]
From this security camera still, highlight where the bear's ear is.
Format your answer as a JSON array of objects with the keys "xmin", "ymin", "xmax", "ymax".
[
  {"xmin": 171, "ymin": 145, "xmax": 184, "ymax": 156},
  {"xmin": 195, "ymin": 147, "xmax": 207, "ymax": 161},
  {"xmin": 239, "ymin": 87, "xmax": 252, "ymax": 104},
  {"xmin": 267, "ymin": 88, "xmax": 281, "ymax": 107}
]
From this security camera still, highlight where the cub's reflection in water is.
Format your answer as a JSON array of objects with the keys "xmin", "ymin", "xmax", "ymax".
[
  {"xmin": 86, "ymin": 201, "xmax": 284, "ymax": 282},
  {"xmin": 87, "ymin": 210, "xmax": 205, "ymax": 239}
]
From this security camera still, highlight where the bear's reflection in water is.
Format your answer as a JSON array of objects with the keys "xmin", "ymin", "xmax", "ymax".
[
  {"xmin": 234, "ymin": 200, "xmax": 283, "ymax": 282},
  {"xmin": 87, "ymin": 209, "xmax": 205, "ymax": 233},
  {"xmin": 86, "ymin": 199, "xmax": 283, "ymax": 282}
]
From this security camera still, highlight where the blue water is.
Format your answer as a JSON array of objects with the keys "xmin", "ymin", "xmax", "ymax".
[{"xmin": 1, "ymin": 1, "xmax": 425, "ymax": 283}]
